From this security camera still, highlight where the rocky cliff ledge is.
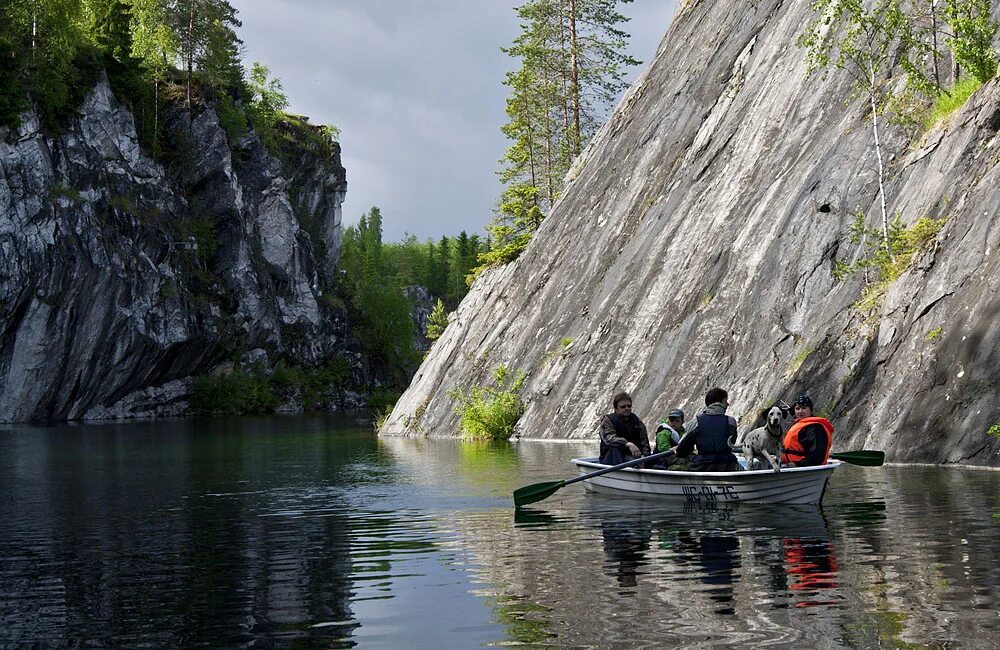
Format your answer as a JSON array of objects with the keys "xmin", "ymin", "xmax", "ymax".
[
  {"xmin": 0, "ymin": 77, "xmax": 348, "ymax": 422},
  {"xmin": 382, "ymin": 0, "xmax": 1000, "ymax": 466}
]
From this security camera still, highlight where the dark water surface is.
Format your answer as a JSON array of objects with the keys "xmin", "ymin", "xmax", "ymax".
[{"xmin": 1, "ymin": 415, "xmax": 997, "ymax": 648}]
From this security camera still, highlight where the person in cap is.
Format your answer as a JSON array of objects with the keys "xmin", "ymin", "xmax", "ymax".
[
  {"xmin": 655, "ymin": 408, "xmax": 686, "ymax": 453},
  {"xmin": 599, "ymin": 391, "xmax": 651, "ymax": 465},
  {"xmin": 780, "ymin": 394, "xmax": 834, "ymax": 467},
  {"xmin": 672, "ymin": 387, "xmax": 741, "ymax": 472},
  {"xmin": 651, "ymin": 408, "xmax": 687, "ymax": 469}
]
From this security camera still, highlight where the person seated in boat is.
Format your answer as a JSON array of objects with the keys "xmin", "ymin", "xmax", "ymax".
[
  {"xmin": 780, "ymin": 394, "xmax": 834, "ymax": 467},
  {"xmin": 671, "ymin": 387, "xmax": 741, "ymax": 472},
  {"xmin": 652, "ymin": 408, "xmax": 686, "ymax": 469},
  {"xmin": 599, "ymin": 391, "xmax": 651, "ymax": 465}
]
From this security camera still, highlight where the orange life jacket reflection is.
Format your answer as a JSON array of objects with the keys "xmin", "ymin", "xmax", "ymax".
[
  {"xmin": 784, "ymin": 538, "xmax": 839, "ymax": 592},
  {"xmin": 781, "ymin": 417, "xmax": 834, "ymax": 465}
]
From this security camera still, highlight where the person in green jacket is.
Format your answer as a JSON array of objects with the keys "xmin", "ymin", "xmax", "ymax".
[
  {"xmin": 652, "ymin": 408, "xmax": 686, "ymax": 469},
  {"xmin": 655, "ymin": 408, "xmax": 685, "ymax": 453}
]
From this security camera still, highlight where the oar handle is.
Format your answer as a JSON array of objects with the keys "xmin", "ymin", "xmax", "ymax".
[{"xmin": 563, "ymin": 450, "xmax": 676, "ymax": 487}]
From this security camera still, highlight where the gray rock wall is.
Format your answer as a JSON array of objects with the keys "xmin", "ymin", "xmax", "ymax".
[
  {"xmin": 0, "ymin": 77, "xmax": 348, "ymax": 422},
  {"xmin": 381, "ymin": 0, "xmax": 1000, "ymax": 466}
]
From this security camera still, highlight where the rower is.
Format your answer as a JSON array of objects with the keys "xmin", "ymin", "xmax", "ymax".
[{"xmin": 672, "ymin": 388, "xmax": 741, "ymax": 472}]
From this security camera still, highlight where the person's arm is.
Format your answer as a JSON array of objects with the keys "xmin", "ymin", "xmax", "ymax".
[
  {"xmin": 727, "ymin": 417, "xmax": 738, "ymax": 446},
  {"xmin": 599, "ymin": 415, "xmax": 625, "ymax": 448},
  {"xmin": 670, "ymin": 427, "xmax": 682, "ymax": 446},
  {"xmin": 800, "ymin": 424, "xmax": 828, "ymax": 466},
  {"xmin": 675, "ymin": 429, "xmax": 696, "ymax": 458}
]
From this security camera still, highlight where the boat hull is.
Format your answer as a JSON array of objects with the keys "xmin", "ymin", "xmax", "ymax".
[{"xmin": 571, "ymin": 457, "xmax": 840, "ymax": 505}]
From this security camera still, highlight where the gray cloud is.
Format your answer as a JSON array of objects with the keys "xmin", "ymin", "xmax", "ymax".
[{"xmin": 233, "ymin": 1, "xmax": 677, "ymax": 241}]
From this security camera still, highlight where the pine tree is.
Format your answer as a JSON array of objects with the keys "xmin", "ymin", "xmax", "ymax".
[
  {"xmin": 165, "ymin": 0, "xmax": 242, "ymax": 115},
  {"xmin": 481, "ymin": 0, "xmax": 639, "ymax": 271},
  {"xmin": 426, "ymin": 299, "xmax": 449, "ymax": 341}
]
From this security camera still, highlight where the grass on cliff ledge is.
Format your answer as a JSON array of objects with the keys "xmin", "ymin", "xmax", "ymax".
[
  {"xmin": 924, "ymin": 77, "xmax": 984, "ymax": 133},
  {"xmin": 833, "ymin": 214, "xmax": 945, "ymax": 314},
  {"xmin": 447, "ymin": 364, "xmax": 527, "ymax": 442}
]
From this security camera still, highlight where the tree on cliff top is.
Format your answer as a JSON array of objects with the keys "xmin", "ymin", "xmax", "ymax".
[
  {"xmin": 801, "ymin": 0, "xmax": 998, "ymax": 262},
  {"xmin": 477, "ymin": 0, "xmax": 640, "ymax": 274}
]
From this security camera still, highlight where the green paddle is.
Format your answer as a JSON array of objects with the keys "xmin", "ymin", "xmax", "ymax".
[
  {"xmin": 513, "ymin": 450, "xmax": 675, "ymax": 508},
  {"xmin": 829, "ymin": 450, "xmax": 885, "ymax": 466}
]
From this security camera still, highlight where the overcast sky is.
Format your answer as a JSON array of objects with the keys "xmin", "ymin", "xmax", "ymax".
[{"xmin": 233, "ymin": 1, "xmax": 678, "ymax": 241}]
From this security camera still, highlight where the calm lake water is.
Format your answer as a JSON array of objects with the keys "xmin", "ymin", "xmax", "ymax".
[{"xmin": 1, "ymin": 414, "xmax": 997, "ymax": 648}]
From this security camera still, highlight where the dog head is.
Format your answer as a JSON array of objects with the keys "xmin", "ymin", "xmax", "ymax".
[{"xmin": 765, "ymin": 406, "xmax": 786, "ymax": 436}]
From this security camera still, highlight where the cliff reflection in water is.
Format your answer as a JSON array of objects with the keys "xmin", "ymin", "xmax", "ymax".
[
  {"xmin": 2, "ymin": 428, "xmax": 996, "ymax": 648},
  {"xmin": 0, "ymin": 417, "xmax": 367, "ymax": 647}
]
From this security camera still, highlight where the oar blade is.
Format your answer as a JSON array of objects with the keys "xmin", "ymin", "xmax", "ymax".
[
  {"xmin": 830, "ymin": 450, "xmax": 885, "ymax": 466},
  {"xmin": 513, "ymin": 480, "xmax": 566, "ymax": 508}
]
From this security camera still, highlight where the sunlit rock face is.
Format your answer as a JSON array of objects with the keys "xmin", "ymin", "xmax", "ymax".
[
  {"xmin": 0, "ymin": 76, "xmax": 348, "ymax": 422},
  {"xmin": 381, "ymin": 1, "xmax": 1000, "ymax": 466}
]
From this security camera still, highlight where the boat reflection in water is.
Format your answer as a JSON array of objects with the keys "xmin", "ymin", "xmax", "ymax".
[{"xmin": 577, "ymin": 496, "xmax": 841, "ymax": 613}]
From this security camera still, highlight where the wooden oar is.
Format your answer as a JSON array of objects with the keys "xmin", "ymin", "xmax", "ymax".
[
  {"xmin": 513, "ymin": 450, "xmax": 675, "ymax": 508},
  {"xmin": 829, "ymin": 450, "xmax": 885, "ymax": 466}
]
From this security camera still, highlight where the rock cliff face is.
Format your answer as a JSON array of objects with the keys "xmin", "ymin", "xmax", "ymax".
[
  {"xmin": 382, "ymin": 0, "xmax": 1000, "ymax": 466},
  {"xmin": 0, "ymin": 77, "xmax": 348, "ymax": 422}
]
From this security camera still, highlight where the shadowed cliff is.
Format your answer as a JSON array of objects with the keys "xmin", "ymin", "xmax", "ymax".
[
  {"xmin": 381, "ymin": 0, "xmax": 1000, "ymax": 466},
  {"xmin": 0, "ymin": 77, "xmax": 349, "ymax": 422}
]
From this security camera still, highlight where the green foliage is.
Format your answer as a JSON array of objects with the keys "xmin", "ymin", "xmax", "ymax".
[
  {"xmin": 479, "ymin": 0, "xmax": 640, "ymax": 272},
  {"xmin": 190, "ymin": 356, "xmax": 352, "ymax": 415},
  {"xmin": 988, "ymin": 423, "xmax": 1000, "ymax": 438},
  {"xmin": 341, "ymin": 220, "xmax": 485, "ymax": 314},
  {"xmin": 837, "ymin": 214, "xmax": 946, "ymax": 313},
  {"xmin": 942, "ymin": 0, "xmax": 999, "ymax": 83},
  {"xmin": 338, "ymin": 207, "xmax": 420, "ymax": 375},
  {"xmin": 369, "ymin": 387, "xmax": 402, "ymax": 411},
  {"xmin": 180, "ymin": 215, "xmax": 217, "ymax": 261},
  {"xmin": 924, "ymin": 326, "xmax": 943, "ymax": 341},
  {"xmin": 373, "ymin": 406, "xmax": 393, "ymax": 431},
  {"xmin": 216, "ymin": 89, "xmax": 248, "ymax": 141},
  {"xmin": 787, "ymin": 345, "xmax": 814, "ymax": 376},
  {"xmin": 426, "ymin": 299, "xmax": 449, "ymax": 341},
  {"xmin": 246, "ymin": 61, "xmax": 288, "ymax": 152},
  {"xmin": 803, "ymin": 0, "xmax": 998, "ymax": 141},
  {"xmin": 448, "ymin": 364, "xmax": 528, "ymax": 441},
  {"xmin": 925, "ymin": 76, "xmax": 984, "ymax": 130},
  {"xmin": 190, "ymin": 369, "xmax": 278, "ymax": 414},
  {"xmin": 274, "ymin": 114, "xmax": 340, "ymax": 164},
  {"xmin": 269, "ymin": 357, "xmax": 351, "ymax": 408}
]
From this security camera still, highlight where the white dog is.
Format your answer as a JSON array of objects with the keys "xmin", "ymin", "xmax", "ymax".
[{"xmin": 736, "ymin": 405, "xmax": 788, "ymax": 472}]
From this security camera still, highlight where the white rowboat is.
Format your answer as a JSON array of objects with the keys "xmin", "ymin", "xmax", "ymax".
[{"xmin": 570, "ymin": 457, "xmax": 840, "ymax": 505}]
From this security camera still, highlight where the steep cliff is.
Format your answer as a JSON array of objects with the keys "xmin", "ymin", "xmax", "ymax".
[
  {"xmin": 0, "ymin": 77, "xmax": 348, "ymax": 422},
  {"xmin": 382, "ymin": 0, "xmax": 1000, "ymax": 466}
]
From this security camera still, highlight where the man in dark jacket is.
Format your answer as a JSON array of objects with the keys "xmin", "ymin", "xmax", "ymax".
[
  {"xmin": 674, "ymin": 387, "xmax": 741, "ymax": 472},
  {"xmin": 599, "ymin": 391, "xmax": 651, "ymax": 465}
]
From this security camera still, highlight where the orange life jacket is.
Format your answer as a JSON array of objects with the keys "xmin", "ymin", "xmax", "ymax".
[{"xmin": 781, "ymin": 417, "xmax": 834, "ymax": 465}]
